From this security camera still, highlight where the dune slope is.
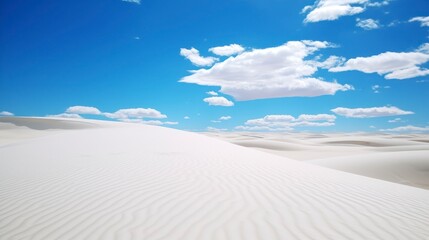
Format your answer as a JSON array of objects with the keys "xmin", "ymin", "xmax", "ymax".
[{"xmin": 1, "ymin": 118, "xmax": 429, "ymax": 240}]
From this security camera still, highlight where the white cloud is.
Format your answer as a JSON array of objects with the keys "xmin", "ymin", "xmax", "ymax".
[
  {"xmin": 164, "ymin": 121, "xmax": 179, "ymax": 125},
  {"xmin": 372, "ymin": 85, "xmax": 390, "ymax": 93},
  {"xmin": 184, "ymin": 116, "xmax": 190, "ymax": 120},
  {"xmin": 122, "ymin": 0, "xmax": 141, "ymax": 4},
  {"xmin": 0, "ymin": 111, "xmax": 14, "ymax": 116},
  {"xmin": 313, "ymin": 55, "xmax": 346, "ymax": 69},
  {"xmin": 356, "ymin": 18, "xmax": 380, "ymax": 30},
  {"xmin": 331, "ymin": 106, "xmax": 414, "ymax": 118},
  {"xmin": 330, "ymin": 51, "xmax": 429, "ymax": 80},
  {"xmin": 372, "ymin": 85, "xmax": 380, "ymax": 93},
  {"xmin": 66, "ymin": 106, "xmax": 102, "ymax": 115},
  {"xmin": 235, "ymin": 125, "xmax": 293, "ymax": 132},
  {"xmin": 417, "ymin": 43, "xmax": 429, "ymax": 54},
  {"xmin": 180, "ymin": 48, "xmax": 218, "ymax": 67},
  {"xmin": 203, "ymin": 97, "xmax": 234, "ymax": 107},
  {"xmin": 206, "ymin": 91, "xmax": 218, "ymax": 96},
  {"xmin": 219, "ymin": 116, "xmax": 232, "ymax": 121},
  {"xmin": 303, "ymin": 0, "xmax": 367, "ymax": 23},
  {"xmin": 388, "ymin": 118, "xmax": 402, "ymax": 123},
  {"xmin": 105, "ymin": 108, "xmax": 167, "ymax": 119},
  {"xmin": 209, "ymin": 44, "xmax": 245, "ymax": 56},
  {"xmin": 380, "ymin": 125, "xmax": 429, "ymax": 133},
  {"xmin": 207, "ymin": 127, "xmax": 228, "ymax": 132},
  {"xmin": 409, "ymin": 16, "xmax": 429, "ymax": 27},
  {"xmin": 47, "ymin": 113, "xmax": 83, "ymax": 119},
  {"xmin": 303, "ymin": 0, "xmax": 390, "ymax": 23},
  {"xmin": 235, "ymin": 113, "xmax": 336, "ymax": 131},
  {"xmin": 119, "ymin": 119, "xmax": 178, "ymax": 126},
  {"xmin": 366, "ymin": 0, "xmax": 390, "ymax": 7},
  {"xmin": 181, "ymin": 40, "xmax": 352, "ymax": 101}
]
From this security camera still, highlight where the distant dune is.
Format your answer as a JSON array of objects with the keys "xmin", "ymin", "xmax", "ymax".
[
  {"xmin": 1, "ymin": 117, "xmax": 429, "ymax": 240},
  {"xmin": 207, "ymin": 132, "xmax": 429, "ymax": 190}
]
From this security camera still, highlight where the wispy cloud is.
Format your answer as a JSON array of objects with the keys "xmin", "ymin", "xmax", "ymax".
[
  {"xmin": 180, "ymin": 48, "xmax": 218, "ymax": 67},
  {"xmin": 409, "ymin": 16, "xmax": 429, "ymax": 27},
  {"xmin": 331, "ymin": 106, "xmax": 414, "ymax": 118},
  {"xmin": 206, "ymin": 91, "xmax": 218, "ymax": 96},
  {"xmin": 207, "ymin": 126, "xmax": 228, "ymax": 132},
  {"xmin": 388, "ymin": 118, "xmax": 403, "ymax": 123},
  {"xmin": 380, "ymin": 125, "xmax": 429, "ymax": 133},
  {"xmin": 371, "ymin": 85, "xmax": 389, "ymax": 93},
  {"xmin": 219, "ymin": 116, "xmax": 232, "ymax": 121},
  {"xmin": 122, "ymin": 0, "xmax": 141, "ymax": 4},
  {"xmin": 181, "ymin": 40, "xmax": 352, "ymax": 101}
]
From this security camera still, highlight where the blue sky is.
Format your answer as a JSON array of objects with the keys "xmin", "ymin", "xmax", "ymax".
[{"xmin": 1, "ymin": 0, "xmax": 428, "ymax": 132}]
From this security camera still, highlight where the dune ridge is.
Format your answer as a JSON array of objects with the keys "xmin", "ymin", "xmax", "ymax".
[
  {"xmin": 207, "ymin": 132, "xmax": 429, "ymax": 189},
  {"xmin": 1, "ymin": 118, "xmax": 429, "ymax": 240}
]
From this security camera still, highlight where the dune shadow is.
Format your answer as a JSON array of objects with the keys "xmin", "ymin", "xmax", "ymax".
[{"xmin": 0, "ymin": 117, "xmax": 99, "ymax": 130}]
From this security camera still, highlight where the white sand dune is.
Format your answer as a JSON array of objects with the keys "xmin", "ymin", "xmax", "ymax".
[
  {"xmin": 310, "ymin": 151, "xmax": 429, "ymax": 189},
  {"xmin": 1, "ymin": 118, "xmax": 429, "ymax": 240},
  {"xmin": 207, "ymin": 132, "xmax": 429, "ymax": 189}
]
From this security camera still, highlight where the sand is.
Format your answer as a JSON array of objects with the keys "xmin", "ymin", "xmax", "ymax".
[
  {"xmin": 207, "ymin": 132, "xmax": 429, "ymax": 190},
  {"xmin": 1, "ymin": 117, "xmax": 429, "ymax": 240}
]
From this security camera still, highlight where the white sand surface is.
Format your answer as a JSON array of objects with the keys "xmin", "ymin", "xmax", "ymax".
[
  {"xmin": 207, "ymin": 132, "xmax": 429, "ymax": 189},
  {"xmin": 1, "ymin": 117, "xmax": 429, "ymax": 240}
]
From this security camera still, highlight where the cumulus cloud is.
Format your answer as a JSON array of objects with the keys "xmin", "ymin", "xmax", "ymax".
[
  {"xmin": 303, "ymin": 0, "xmax": 390, "ymax": 23},
  {"xmin": 330, "ymin": 50, "xmax": 429, "ymax": 79},
  {"xmin": 206, "ymin": 91, "xmax": 218, "ymax": 96},
  {"xmin": 105, "ymin": 108, "xmax": 167, "ymax": 119},
  {"xmin": 0, "ymin": 111, "xmax": 14, "ymax": 116},
  {"xmin": 181, "ymin": 40, "xmax": 352, "ymax": 101},
  {"xmin": 180, "ymin": 48, "xmax": 218, "ymax": 67},
  {"xmin": 122, "ymin": 0, "xmax": 141, "ymax": 4},
  {"xmin": 356, "ymin": 18, "xmax": 380, "ymax": 30},
  {"xmin": 409, "ymin": 16, "xmax": 429, "ymax": 27},
  {"xmin": 235, "ymin": 114, "xmax": 336, "ymax": 131},
  {"xmin": 203, "ymin": 97, "xmax": 234, "ymax": 106},
  {"xmin": 48, "ymin": 106, "xmax": 175, "ymax": 125},
  {"xmin": 47, "ymin": 113, "xmax": 83, "ymax": 119},
  {"xmin": 380, "ymin": 125, "xmax": 429, "ymax": 133},
  {"xmin": 66, "ymin": 106, "xmax": 102, "ymax": 115},
  {"xmin": 331, "ymin": 106, "xmax": 414, "ymax": 118},
  {"xmin": 303, "ymin": 0, "xmax": 366, "ymax": 23},
  {"xmin": 219, "ymin": 116, "xmax": 232, "ymax": 121},
  {"xmin": 209, "ymin": 44, "xmax": 245, "ymax": 56}
]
